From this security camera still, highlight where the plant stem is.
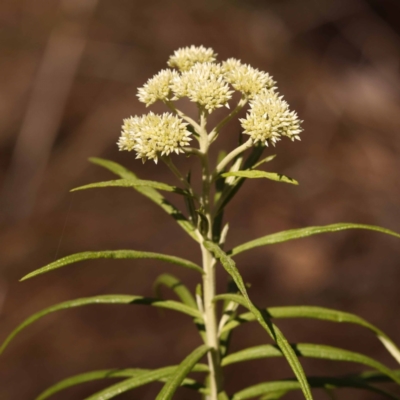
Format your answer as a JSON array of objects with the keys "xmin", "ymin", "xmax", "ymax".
[
  {"xmin": 213, "ymin": 138, "xmax": 253, "ymax": 179},
  {"xmin": 199, "ymin": 108, "xmax": 223, "ymax": 400},
  {"xmin": 164, "ymin": 101, "xmax": 203, "ymax": 135},
  {"xmin": 208, "ymin": 96, "xmax": 248, "ymax": 143}
]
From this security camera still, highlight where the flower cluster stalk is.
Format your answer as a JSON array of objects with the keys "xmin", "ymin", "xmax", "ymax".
[
  {"xmin": 117, "ymin": 45, "xmax": 304, "ymax": 399},
  {"xmin": 198, "ymin": 108, "xmax": 223, "ymax": 399}
]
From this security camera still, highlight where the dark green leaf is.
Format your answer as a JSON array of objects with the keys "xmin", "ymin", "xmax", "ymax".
[
  {"xmin": 89, "ymin": 158, "xmax": 199, "ymax": 242},
  {"xmin": 203, "ymin": 244, "xmax": 313, "ymax": 400},
  {"xmin": 221, "ymin": 170, "xmax": 298, "ymax": 185},
  {"xmin": 156, "ymin": 344, "xmax": 210, "ymax": 399},
  {"xmin": 20, "ymin": 250, "xmax": 203, "ymax": 281},
  {"xmin": 0, "ymin": 295, "xmax": 202, "ymax": 355},
  {"xmin": 229, "ymin": 223, "xmax": 400, "ymax": 256}
]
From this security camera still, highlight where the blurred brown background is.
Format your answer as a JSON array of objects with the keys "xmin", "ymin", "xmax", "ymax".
[{"xmin": 1, "ymin": 0, "xmax": 400, "ymax": 399}]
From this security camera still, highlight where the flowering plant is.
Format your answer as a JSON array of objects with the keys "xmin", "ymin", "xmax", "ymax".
[{"xmin": 2, "ymin": 46, "xmax": 400, "ymax": 400}]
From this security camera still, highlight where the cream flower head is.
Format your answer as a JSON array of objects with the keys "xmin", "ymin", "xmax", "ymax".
[
  {"xmin": 171, "ymin": 62, "xmax": 233, "ymax": 112},
  {"xmin": 168, "ymin": 45, "xmax": 217, "ymax": 71},
  {"xmin": 118, "ymin": 112, "xmax": 192, "ymax": 163},
  {"xmin": 240, "ymin": 90, "xmax": 302, "ymax": 146},
  {"xmin": 137, "ymin": 69, "xmax": 178, "ymax": 106},
  {"xmin": 222, "ymin": 58, "xmax": 276, "ymax": 98}
]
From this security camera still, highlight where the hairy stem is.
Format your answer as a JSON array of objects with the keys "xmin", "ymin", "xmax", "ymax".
[
  {"xmin": 164, "ymin": 101, "xmax": 202, "ymax": 136},
  {"xmin": 208, "ymin": 96, "xmax": 248, "ymax": 143},
  {"xmin": 213, "ymin": 138, "xmax": 253, "ymax": 178},
  {"xmin": 199, "ymin": 108, "xmax": 223, "ymax": 400}
]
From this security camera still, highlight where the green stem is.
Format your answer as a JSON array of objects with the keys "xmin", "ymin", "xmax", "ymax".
[
  {"xmin": 213, "ymin": 138, "xmax": 253, "ymax": 179},
  {"xmin": 199, "ymin": 108, "xmax": 223, "ymax": 400},
  {"xmin": 163, "ymin": 157, "xmax": 199, "ymax": 201},
  {"xmin": 208, "ymin": 96, "xmax": 248, "ymax": 143},
  {"xmin": 165, "ymin": 101, "xmax": 202, "ymax": 135}
]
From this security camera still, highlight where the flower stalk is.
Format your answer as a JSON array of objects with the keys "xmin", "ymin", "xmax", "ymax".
[{"xmin": 117, "ymin": 45, "xmax": 304, "ymax": 399}]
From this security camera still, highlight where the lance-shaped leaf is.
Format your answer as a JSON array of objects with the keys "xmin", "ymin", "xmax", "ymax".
[
  {"xmin": 37, "ymin": 369, "xmax": 146, "ymax": 400},
  {"xmin": 229, "ymin": 223, "xmax": 400, "ymax": 256},
  {"xmin": 89, "ymin": 158, "xmax": 199, "ymax": 242},
  {"xmin": 232, "ymin": 376, "xmax": 400, "ymax": 400},
  {"xmin": 84, "ymin": 363, "xmax": 209, "ymax": 400},
  {"xmin": 251, "ymin": 154, "xmax": 277, "ymax": 169},
  {"xmin": 220, "ymin": 305, "xmax": 400, "ymax": 365},
  {"xmin": 204, "ymin": 242, "xmax": 313, "ymax": 400},
  {"xmin": 0, "ymin": 295, "xmax": 202, "ymax": 355},
  {"xmin": 153, "ymin": 273, "xmax": 197, "ymax": 309},
  {"xmin": 156, "ymin": 344, "xmax": 210, "ymax": 400},
  {"xmin": 221, "ymin": 170, "xmax": 298, "ymax": 185},
  {"xmin": 71, "ymin": 178, "xmax": 191, "ymax": 196},
  {"xmin": 222, "ymin": 343, "xmax": 400, "ymax": 384},
  {"xmin": 36, "ymin": 367, "xmax": 207, "ymax": 400},
  {"xmin": 20, "ymin": 250, "xmax": 203, "ymax": 281}
]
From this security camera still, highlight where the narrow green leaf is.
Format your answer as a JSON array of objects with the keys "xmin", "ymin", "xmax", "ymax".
[
  {"xmin": 214, "ymin": 145, "xmax": 264, "ymax": 216},
  {"xmin": 204, "ymin": 243, "xmax": 313, "ymax": 400},
  {"xmin": 259, "ymin": 391, "xmax": 288, "ymax": 400},
  {"xmin": 221, "ymin": 170, "xmax": 298, "ymax": 185},
  {"xmin": 37, "ymin": 367, "xmax": 208, "ymax": 400},
  {"xmin": 71, "ymin": 178, "xmax": 190, "ymax": 196},
  {"xmin": 220, "ymin": 305, "xmax": 400, "ymax": 365},
  {"xmin": 156, "ymin": 344, "xmax": 210, "ymax": 400},
  {"xmin": 357, "ymin": 369, "xmax": 400, "ymax": 383},
  {"xmin": 232, "ymin": 376, "xmax": 400, "ymax": 400},
  {"xmin": 36, "ymin": 369, "xmax": 146, "ymax": 400},
  {"xmin": 84, "ymin": 364, "xmax": 208, "ymax": 400},
  {"xmin": 251, "ymin": 154, "xmax": 277, "ymax": 169},
  {"xmin": 229, "ymin": 223, "xmax": 400, "ymax": 256},
  {"xmin": 0, "ymin": 295, "xmax": 202, "ymax": 355},
  {"xmin": 89, "ymin": 158, "xmax": 199, "ymax": 242},
  {"xmin": 89, "ymin": 157, "xmax": 137, "ymax": 179},
  {"xmin": 222, "ymin": 343, "xmax": 400, "ymax": 384},
  {"xmin": 153, "ymin": 273, "xmax": 197, "ymax": 309},
  {"xmin": 20, "ymin": 250, "xmax": 203, "ymax": 281}
]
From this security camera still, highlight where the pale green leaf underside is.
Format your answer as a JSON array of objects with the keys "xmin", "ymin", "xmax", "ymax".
[
  {"xmin": 222, "ymin": 343, "xmax": 400, "ymax": 384},
  {"xmin": 233, "ymin": 376, "xmax": 400, "ymax": 400},
  {"xmin": 71, "ymin": 178, "xmax": 190, "ymax": 196},
  {"xmin": 36, "ymin": 366, "xmax": 208, "ymax": 400},
  {"xmin": 220, "ymin": 304, "xmax": 400, "ymax": 365},
  {"xmin": 156, "ymin": 344, "xmax": 210, "ymax": 400},
  {"xmin": 221, "ymin": 170, "xmax": 298, "ymax": 185},
  {"xmin": 84, "ymin": 363, "xmax": 208, "ymax": 400},
  {"xmin": 230, "ymin": 223, "xmax": 400, "ymax": 256},
  {"xmin": 20, "ymin": 250, "xmax": 203, "ymax": 281},
  {"xmin": 153, "ymin": 273, "xmax": 197, "ymax": 309},
  {"xmin": 204, "ymin": 243, "xmax": 313, "ymax": 400},
  {"xmin": 89, "ymin": 158, "xmax": 198, "ymax": 242},
  {"xmin": 0, "ymin": 295, "xmax": 202, "ymax": 355}
]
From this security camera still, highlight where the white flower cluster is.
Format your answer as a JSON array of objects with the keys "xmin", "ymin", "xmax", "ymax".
[
  {"xmin": 167, "ymin": 45, "xmax": 217, "ymax": 71},
  {"xmin": 137, "ymin": 69, "xmax": 178, "ymax": 106},
  {"xmin": 240, "ymin": 90, "xmax": 302, "ymax": 146},
  {"xmin": 222, "ymin": 58, "xmax": 276, "ymax": 98},
  {"xmin": 118, "ymin": 112, "xmax": 191, "ymax": 163},
  {"xmin": 171, "ymin": 63, "xmax": 233, "ymax": 112},
  {"xmin": 121, "ymin": 46, "xmax": 302, "ymax": 162}
]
